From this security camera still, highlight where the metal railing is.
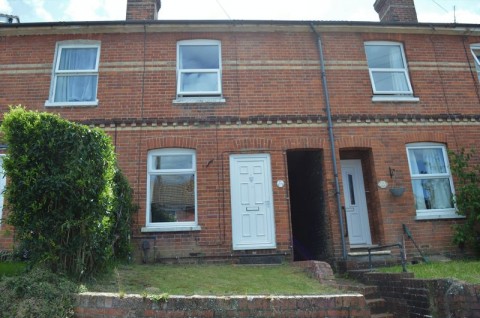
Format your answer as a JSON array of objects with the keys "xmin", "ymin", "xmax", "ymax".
[{"xmin": 367, "ymin": 242, "xmax": 407, "ymax": 272}]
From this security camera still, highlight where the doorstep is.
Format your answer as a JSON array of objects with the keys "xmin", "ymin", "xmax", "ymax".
[{"xmin": 348, "ymin": 250, "xmax": 392, "ymax": 257}]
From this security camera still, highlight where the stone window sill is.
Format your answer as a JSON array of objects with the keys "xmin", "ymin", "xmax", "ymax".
[
  {"xmin": 141, "ymin": 225, "xmax": 202, "ymax": 233},
  {"xmin": 372, "ymin": 96, "xmax": 419, "ymax": 103}
]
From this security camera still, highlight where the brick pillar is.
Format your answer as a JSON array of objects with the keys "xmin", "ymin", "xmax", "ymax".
[
  {"xmin": 374, "ymin": 0, "xmax": 418, "ymax": 23},
  {"xmin": 126, "ymin": 0, "xmax": 161, "ymax": 20}
]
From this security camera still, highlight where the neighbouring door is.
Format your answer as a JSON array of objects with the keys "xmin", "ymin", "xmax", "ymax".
[
  {"xmin": 230, "ymin": 154, "xmax": 276, "ymax": 250},
  {"xmin": 340, "ymin": 159, "xmax": 372, "ymax": 246}
]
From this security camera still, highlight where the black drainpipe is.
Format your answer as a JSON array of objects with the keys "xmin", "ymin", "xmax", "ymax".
[{"xmin": 309, "ymin": 23, "xmax": 347, "ymax": 260}]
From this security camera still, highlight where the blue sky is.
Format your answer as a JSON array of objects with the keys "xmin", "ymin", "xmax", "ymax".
[{"xmin": 1, "ymin": 0, "xmax": 479, "ymax": 23}]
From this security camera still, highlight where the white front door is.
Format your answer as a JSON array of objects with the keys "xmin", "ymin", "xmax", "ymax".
[
  {"xmin": 341, "ymin": 159, "xmax": 372, "ymax": 246},
  {"xmin": 230, "ymin": 154, "xmax": 276, "ymax": 250}
]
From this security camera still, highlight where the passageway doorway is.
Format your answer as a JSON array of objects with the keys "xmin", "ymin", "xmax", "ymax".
[
  {"xmin": 339, "ymin": 148, "xmax": 381, "ymax": 248},
  {"xmin": 287, "ymin": 150, "xmax": 328, "ymax": 261}
]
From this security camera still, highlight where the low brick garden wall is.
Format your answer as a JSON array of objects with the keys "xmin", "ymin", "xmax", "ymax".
[
  {"xmin": 361, "ymin": 272, "xmax": 480, "ymax": 318},
  {"xmin": 74, "ymin": 292, "xmax": 371, "ymax": 318}
]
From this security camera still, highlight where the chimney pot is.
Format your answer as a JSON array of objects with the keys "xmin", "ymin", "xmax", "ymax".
[
  {"xmin": 374, "ymin": 0, "xmax": 418, "ymax": 23},
  {"xmin": 126, "ymin": 0, "xmax": 161, "ymax": 20}
]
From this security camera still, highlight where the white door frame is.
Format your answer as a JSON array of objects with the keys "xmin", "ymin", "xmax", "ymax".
[
  {"xmin": 340, "ymin": 159, "xmax": 372, "ymax": 246},
  {"xmin": 230, "ymin": 153, "xmax": 276, "ymax": 250}
]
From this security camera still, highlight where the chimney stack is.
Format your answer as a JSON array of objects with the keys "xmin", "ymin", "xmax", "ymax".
[
  {"xmin": 374, "ymin": 0, "xmax": 418, "ymax": 23},
  {"xmin": 0, "ymin": 13, "xmax": 20, "ymax": 23},
  {"xmin": 126, "ymin": 0, "xmax": 161, "ymax": 20}
]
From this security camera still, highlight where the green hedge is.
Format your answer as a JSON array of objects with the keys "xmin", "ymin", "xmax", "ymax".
[
  {"xmin": 1, "ymin": 107, "xmax": 136, "ymax": 279},
  {"xmin": 0, "ymin": 267, "xmax": 77, "ymax": 318},
  {"xmin": 449, "ymin": 148, "xmax": 480, "ymax": 255}
]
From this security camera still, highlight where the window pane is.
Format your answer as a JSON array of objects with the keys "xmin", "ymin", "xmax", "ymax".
[
  {"xmin": 371, "ymin": 71, "xmax": 409, "ymax": 92},
  {"xmin": 180, "ymin": 45, "xmax": 219, "ymax": 69},
  {"xmin": 150, "ymin": 174, "xmax": 195, "ymax": 223},
  {"xmin": 408, "ymin": 148, "xmax": 447, "ymax": 175},
  {"xmin": 153, "ymin": 154, "xmax": 193, "ymax": 170},
  {"xmin": 54, "ymin": 75, "xmax": 97, "ymax": 102},
  {"xmin": 348, "ymin": 174, "xmax": 355, "ymax": 205},
  {"xmin": 472, "ymin": 49, "xmax": 480, "ymax": 75},
  {"xmin": 180, "ymin": 72, "xmax": 218, "ymax": 93},
  {"xmin": 473, "ymin": 49, "xmax": 480, "ymax": 64},
  {"xmin": 59, "ymin": 48, "xmax": 98, "ymax": 71},
  {"xmin": 411, "ymin": 178, "xmax": 453, "ymax": 210},
  {"xmin": 366, "ymin": 45, "xmax": 404, "ymax": 69}
]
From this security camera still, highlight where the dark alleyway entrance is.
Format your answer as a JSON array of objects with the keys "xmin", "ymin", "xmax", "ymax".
[{"xmin": 287, "ymin": 150, "xmax": 328, "ymax": 261}]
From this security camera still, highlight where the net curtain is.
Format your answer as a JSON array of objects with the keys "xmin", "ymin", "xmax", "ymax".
[
  {"xmin": 55, "ymin": 48, "xmax": 98, "ymax": 102},
  {"xmin": 409, "ymin": 148, "xmax": 452, "ymax": 210}
]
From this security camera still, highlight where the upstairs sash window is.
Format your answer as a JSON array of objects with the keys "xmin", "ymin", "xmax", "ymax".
[
  {"xmin": 47, "ymin": 41, "xmax": 100, "ymax": 106},
  {"xmin": 365, "ymin": 42, "xmax": 413, "ymax": 95},
  {"xmin": 177, "ymin": 40, "xmax": 221, "ymax": 97},
  {"xmin": 471, "ymin": 45, "xmax": 480, "ymax": 81}
]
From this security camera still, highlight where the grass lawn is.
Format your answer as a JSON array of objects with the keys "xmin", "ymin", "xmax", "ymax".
[
  {"xmin": 87, "ymin": 263, "xmax": 341, "ymax": 296},
  {"xmin": 378, "ymin": 260, "xmax": 480, "ymax": 284},
  {"xmin": 0, "ymin": 262, "xmax": 27, "ymax": 277}
]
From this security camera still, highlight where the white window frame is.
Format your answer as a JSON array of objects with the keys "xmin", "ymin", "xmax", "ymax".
[
  {"xmin": 45, "ymin": 40, "xmax": 100, "ymax": 107},
  {"xmin": 143, "ymin": 148, "xmax": 201, "ymax": 232},
  {"xmin": 0, "ymin": 155, "xmax": 5, "ymax": 226},
  {"xmin": 176, "ymin": 39, "xmax": 222, "ymax": 98},
  {"xmin": 471, "ymin": 44, "xmax": 480, "ymax": 81},
  {"xmin": 365, "ymin": 41, "xmax": 414, "ymax": 96},
  {"xmin": 406, "ymin": 143, "xmax": 459, "ymax": 220}
]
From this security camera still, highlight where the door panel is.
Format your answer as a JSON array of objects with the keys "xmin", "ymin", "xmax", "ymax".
[
  {"xmin": 230, "ymin": 154, "xmax": 276, "ymax": 250},
  {"xmin": 341, "ymin": 159, "xmax": 372, "ymax": 246}
]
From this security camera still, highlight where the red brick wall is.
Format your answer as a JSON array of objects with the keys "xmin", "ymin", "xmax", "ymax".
[
  {"xmin": 0, "ymin": 223, "xmax": 14, "ymax": 251},
  {"xmin": 74, "ymin": 293, "xmax": 371, "ymax": 318},
  {"xmin": 1, "ymin": 24, "xmax": 479, "ymax": 262},
  {"xmin": 361, "ymin": 272, "xmax": 480, "ymax": 318}
]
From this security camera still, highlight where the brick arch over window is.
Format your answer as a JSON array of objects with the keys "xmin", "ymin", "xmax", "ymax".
[
  {"xmin": 403, "ymin": 132, "xmax": 448, "ymax": 144},
  {"xmin": 232, "ymin": 138, "xmax": 273, "ymax": 151},
  {"xmin": 362, "ymin": 34, "xmax": 406, "ymax": 43},
  {"xmin": 336, "ymin": 136, "xmax": 375, "ymax": 149},
  {"xmin": 283, "ymin": 137, "xmax": 326, "ymax": 150},
  {"xmin": 146, "ymin": 136, "xmax": 198, "ymax": 150}
]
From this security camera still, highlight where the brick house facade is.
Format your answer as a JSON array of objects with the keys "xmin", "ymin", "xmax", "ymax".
[{"xmin": 1, "ymin": 0, "xmax": 479, "ymax": 267}]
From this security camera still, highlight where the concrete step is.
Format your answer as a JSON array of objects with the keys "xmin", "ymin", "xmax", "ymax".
[
  {"xmin": 335, "ymin": 278, "xmax": 379, "ymax": 298},
  {"xmin": 338, "ymin": 256, "xmax": 403, "ymax": 272},
  {"xmin": 340, "ymin": 284, "xmax": 379, "ymax": 298},
  {"xmin": 335, "ymin": 277, "xmax": 392, "ymax": 318},
  {"xmin": 366, "ymin": 298, "xmax": 387, "ymax": 315},
  {"xmin": 371, "ymin": 313, "xmax": 394, "ymax": 318},
  {"xmin": 348, "ymin": 249, "xmax": 391, "ymax": 257},
  {"xmin": 347, "ymin": 269, "xmax": 375, "ymax": 281}
]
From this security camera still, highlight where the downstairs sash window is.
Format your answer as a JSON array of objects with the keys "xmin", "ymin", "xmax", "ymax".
[
  {"xmin": 146, "ymin": 149, "xmax": 197, "ymax": 229},
  {"xmin": 406, "ymin": 143, "xmax": 457, "ymax": 219}
]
